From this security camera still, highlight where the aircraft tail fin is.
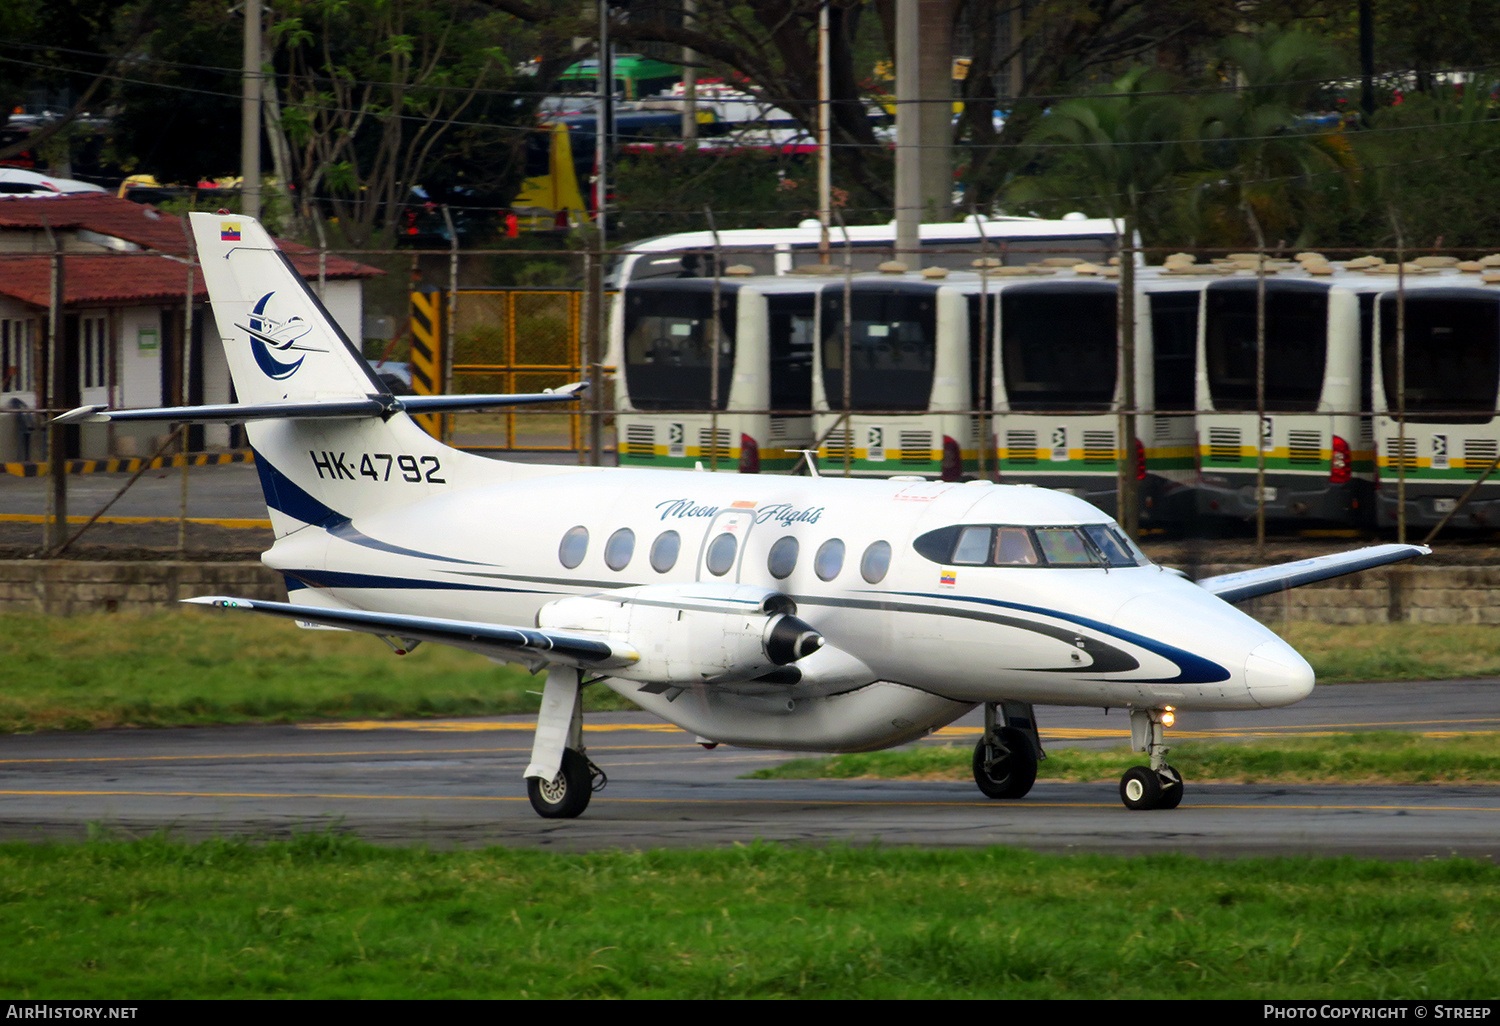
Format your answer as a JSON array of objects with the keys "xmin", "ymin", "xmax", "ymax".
[{"xmin": 187, "ymin": 212, "xmax": 385, "ymax": 406}]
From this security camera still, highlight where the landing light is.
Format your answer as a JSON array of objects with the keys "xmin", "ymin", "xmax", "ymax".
[{"xmin": 1160, "ymin": 707, "xmax": 1176, "ymax": 728}]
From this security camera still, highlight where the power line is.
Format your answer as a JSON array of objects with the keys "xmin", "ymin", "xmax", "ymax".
[
  {"xmin": 3, "ymin": 35, "xmax": 1499, "ymax": 109},
  {"xmin": 8, "ymin": 48, "xmax": 1500, "ymax": 158}
]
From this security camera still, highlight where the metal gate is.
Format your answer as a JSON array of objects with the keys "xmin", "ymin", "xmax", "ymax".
[{"xmin": 451, "ymin": 289, "xmax": 582, "ymax": 451}]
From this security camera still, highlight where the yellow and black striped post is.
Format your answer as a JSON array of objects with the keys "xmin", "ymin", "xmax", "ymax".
[{"xmin": 408, "ymin": 289, "xmax": 444, "ymax": 438}]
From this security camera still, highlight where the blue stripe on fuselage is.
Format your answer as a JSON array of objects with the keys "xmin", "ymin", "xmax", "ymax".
[
  {"xmin": 282, "ymin": 569, "xmax": 532, "ymax": 593},
  {"xmin": 253, "ymin": 450, "xmax": 486, "ymax": 566},
  {"xmin": 894, "ymin": 591, "xmax": 1231, "ymax": 685}
]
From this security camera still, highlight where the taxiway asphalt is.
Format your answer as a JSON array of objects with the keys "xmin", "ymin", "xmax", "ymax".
[{"xmin": 1, "ymin": 681, "xmax": 1495, "ymax": 858}]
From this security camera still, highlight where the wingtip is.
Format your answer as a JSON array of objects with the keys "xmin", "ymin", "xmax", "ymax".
[
  {"xmin": 182, "ymin": 595, "xmax": 250, "ymax": 609},
  {"xmin": 52, "ymin": 405, "xmax": 107, "ymax": 425}
]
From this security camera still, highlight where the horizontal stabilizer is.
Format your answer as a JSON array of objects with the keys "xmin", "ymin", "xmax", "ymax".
[
  {"xmin": 400, "ymin": 382, "xmax": 588, "ymax": 413},
  {"xmin": 53, "ymin": 398, "xmax": 391, "ymax": 425},
  {"xmin": 52, "ymin": 383, "xmax": 586, "ymax": 426},
  {"xmin": 1195, "ymin": 543, "xmax": 1431, "ymax": 604},
  {"xmin": 183, "ymin": 595, "xmax": 636, "ymax": 670}
]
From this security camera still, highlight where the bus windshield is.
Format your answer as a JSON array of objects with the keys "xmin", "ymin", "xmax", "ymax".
[
  {"xmin": 1002, "ymin": 284, "xmax": 1118, "ymax": 410},
  {"xmin": 623, "ymin": 285, "xmax": 736, "ymax": 411},
  {"xmin": 821, "ymin": 287, "xmax": 936, "ymax": 411},
  {"xmin": 1381, "ymin": 290, "xmax": 1500, "ymax": 424},
  {"xmin": 1205, "ymin": 281, "xmax": 1328, "ymax": 412}
]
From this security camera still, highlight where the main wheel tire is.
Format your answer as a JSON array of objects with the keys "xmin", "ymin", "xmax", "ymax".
[
  {"xmin": 1120, "ymin": 765, "xmax": 1164, "ymax": 810},
  {"xmin": 527, "ymin": 749, "xmax": 593, "ymax": 819},
  {"xmin": 1156, "ymin": 764, "xmax": 1185, "ymax": 810},
  {"xmin": 972, "ymin": 728, "xmax": 1038, "ymax": 800}
]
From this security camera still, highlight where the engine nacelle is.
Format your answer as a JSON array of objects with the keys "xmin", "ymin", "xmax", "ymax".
[{"xmin": 536, "ymin": 583, "xmax": 823, "ymax": 685}]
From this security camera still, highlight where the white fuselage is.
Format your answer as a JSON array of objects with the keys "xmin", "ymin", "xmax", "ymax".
[{"xmin": 259, "ymin": 446, "xmax": 1314, "ymax": 752}]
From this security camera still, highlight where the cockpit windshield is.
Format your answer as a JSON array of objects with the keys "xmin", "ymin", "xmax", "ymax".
[{"xmin": 914, "ymin": 523, "xmax": 1149, "ymax": 568}]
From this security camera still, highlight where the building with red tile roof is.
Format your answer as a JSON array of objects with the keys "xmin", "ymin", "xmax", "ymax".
[{"xmin": 0, "ymin": 193, "xmax": 383, "ymax": 461}]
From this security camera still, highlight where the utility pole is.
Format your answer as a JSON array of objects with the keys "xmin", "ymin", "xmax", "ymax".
[
  {"xmin": 241, "ymin": 0, "xmax": 262, "ymax": 220},
  {"xmin": 894, "ymin": 0, "xmax": 921, "ymax": 262},
  {"xmin": 818, "ymin": 0, "xmax": 831, "ymax": 263},
  {"xmin": 681, "ymin": 0, "xmax": 698, "ymax": 147},
  {"xmin": 917, "ymin": 0, "xmax": 953, "ymax": 225},
  {"xmin": 894, "ymin": 0, "xmax": 954, "ymax": 263}
]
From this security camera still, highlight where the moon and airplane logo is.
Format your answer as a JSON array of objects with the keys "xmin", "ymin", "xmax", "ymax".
[{"xmin": 240, "ymin": 291, "xmax": 325, "ymax": 379}]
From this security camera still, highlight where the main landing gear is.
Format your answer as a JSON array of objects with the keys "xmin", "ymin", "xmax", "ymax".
[
  {"xmin": 527, "ymin": 747, "xmax": 608, "ymax": 819},
  {"xmin": 1119, "ymin": 706, "xmax": 1183, "ymax": 811},
  {"xmin": 524, "ymin": 666, "xmax": 608, "ymax": 819},
  {"xmin": 972, "ymin": 701, "xmax": 1042, "ymax": 800}
]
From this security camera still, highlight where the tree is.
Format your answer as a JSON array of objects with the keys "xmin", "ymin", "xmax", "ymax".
[
  {"xmin": 0, "ymin": 1, "xmax": 153, "ymax": 168},
  {"xmin": 267, "ymin": 0, "xmax": 554, "ymax": 247},
  {"xmin": 478, "ymin": 1, "xmax": 897, "ymax": 216},
  {"xmin": 1321, "ymin": 78, "xmax": 1500, "ymax": 250},
  {"xmin": 108, "ymin": 0, "xmax": 245, "ymax": 186},
  {"xmin": 1008, "ymin": 66, "xmax": 1189, "ymax": 536},
  {"xmin": 1177, "ymin": 28, "xmax": 1358, "ymax": 250}
]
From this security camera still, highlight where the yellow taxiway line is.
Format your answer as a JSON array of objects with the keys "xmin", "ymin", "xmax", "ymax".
[
  {"xmin": 298, "ymin": 717, "xmax": 1500, "ymax": 740},
  {"xmin": 0, "ymin": 788, "xmax": 1495, "ymax": 813},
  {"xmin": 0, "ymin": 513, "xmax": 271, "ymax": 529}
]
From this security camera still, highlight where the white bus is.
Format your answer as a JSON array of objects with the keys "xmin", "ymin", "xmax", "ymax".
[
  {"xmin": 608, "ymin": 214, "xmax": 1128, "ymax": 287},
  {"xmin": 613, "ymin": 274, "xmax": 818, "ymax": 473},
  {"xmin": 979, "ymin": 268, "xmax": 1197, "ymax": 522},
  {"xmin": 1193, "ymin": 269, "xmax": 1377, "ymax": 526},
  {"xmin": 811, "ymin": 269, "xmax": 974, "ymax": 479},
  {"xmin": 1370, "ymin": 275, "xmax": 1500, "ymax": 530}
]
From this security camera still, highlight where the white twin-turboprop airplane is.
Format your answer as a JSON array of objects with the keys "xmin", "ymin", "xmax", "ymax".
[{"xmin": 59, "ymin": 213, "xmax": 1430, "ymax": 818}]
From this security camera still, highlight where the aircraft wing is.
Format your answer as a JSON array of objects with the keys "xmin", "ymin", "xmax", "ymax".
[
  {"xmin": 1194, "ymin": 543, "xmax": 1431, "ymax": 604},
  {"xmin": 182, "ymin": 595, "xmax": 637, "ymax": 670}
]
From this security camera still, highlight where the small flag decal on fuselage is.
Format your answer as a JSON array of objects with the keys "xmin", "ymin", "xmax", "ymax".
[
  {"xmin": 221, "ymin": 223, "xmax": 241, "ymax": 241},
  {"xmin": 940, "ymin": 570, "xmax": 957, "ymax": 586}
]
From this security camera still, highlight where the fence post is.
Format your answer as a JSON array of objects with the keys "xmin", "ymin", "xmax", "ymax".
[
  {"xmin": 408, "ymin": 287, "xmax": 445, "ymax": 438},
  {"xmin": 43, "ymin": 216, "xmax": 67, "ymax": 553},
  {"xmin": 583, "ymin": 234, "xmax": 604, "ymax": 466}
]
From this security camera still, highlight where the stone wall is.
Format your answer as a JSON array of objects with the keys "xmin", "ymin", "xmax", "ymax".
[
  {"xmin": 0, "ymin": 561, "xmax": 285, "ymax": 616},
  {"xmin": 2, "ymin": 560, "xmax": 1498, "ymax": 624},
  {"xmin": 1200, "ymin": 565, "xmax": 1500, "ymax": 625}
]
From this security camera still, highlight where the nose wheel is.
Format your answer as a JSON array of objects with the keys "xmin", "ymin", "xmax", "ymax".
[
  {"xmin": 1120, "ymin": 708, "xmax": 1184, "ymax": 811},
  {"xmin": 1120, "ymin": 763, "xmax": 1183, "ymax": 811}
]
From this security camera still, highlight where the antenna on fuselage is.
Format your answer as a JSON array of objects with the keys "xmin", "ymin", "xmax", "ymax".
[{"xmin": 790, "ymin": 449, "xmax": 821, "ymax": 478}]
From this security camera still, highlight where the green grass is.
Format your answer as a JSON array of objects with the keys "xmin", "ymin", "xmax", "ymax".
[
  {"xmin": 1275, "ymin": 622, "xmax": 1500, "ymax": 682},
  {"xmin": 748, "ymin": 732, "xmax": 1500, "ymax": 785},
  {"xmin": 0, "ymin": 834, "xmax": 1494, "ymax": 998},
  {"xmin": 2, "ymin": 611, "xmax": 1497, "ymax": 733},
  {"xmin": 0, "ymin": 609, "xmax": 632, "ymax": 732}
]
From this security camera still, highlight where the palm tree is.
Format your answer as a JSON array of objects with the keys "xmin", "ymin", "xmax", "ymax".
[
  {"xmin": 1009, "ymin": 67, "xmax": 1189, "ymax": 538},
  {"xmin": 1178, "ymin": 28, "xmax": 1358, "ymax": 250}
]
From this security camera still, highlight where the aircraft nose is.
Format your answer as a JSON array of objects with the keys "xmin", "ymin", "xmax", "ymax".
[{"xmin": 1244, "ymin": 640, "xmax": 1315, "ymax": 707}]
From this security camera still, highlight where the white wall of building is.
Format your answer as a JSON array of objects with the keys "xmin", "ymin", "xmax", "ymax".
[
  {"xmin": 322, "ymin": 281, "xmax": 365, "ymax": 346},
  {"xmin": 0, "ymin": 278, "xmax": 366, "ymax": 460}
]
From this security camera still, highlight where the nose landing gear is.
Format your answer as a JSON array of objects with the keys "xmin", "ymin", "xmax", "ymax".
[{"xmin": 1120, "ymin": 707, "xmax": 1183, "ymax": 810}]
